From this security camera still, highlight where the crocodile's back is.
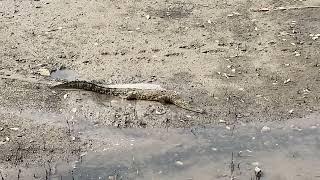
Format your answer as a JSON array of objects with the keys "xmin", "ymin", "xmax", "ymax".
[{"xmin": 52, "ymin": 81, "xmax": 112, "ymax": 94}]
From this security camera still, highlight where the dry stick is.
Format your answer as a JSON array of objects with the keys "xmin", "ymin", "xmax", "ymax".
[
  {"xmin": 230, "ymin": 152, "xmax": 235, "ymax": 179},
  {"xmin": 42, "ymin": 136, "xmax": 46, "ymax": 151},
  {"xmin": 17, "ymin": 169, "xmax": 21, "ymax": 180},
  {"xmin": 15, "ymin": 143, "xmax": 22, "ymax": 165},
  {"xmin": 66, "ymin": 119, "xmax": 71, "ymax": 135},
  {"xmin": 252, "ymin": 6, "xmax": 320, "ymax": 12}
]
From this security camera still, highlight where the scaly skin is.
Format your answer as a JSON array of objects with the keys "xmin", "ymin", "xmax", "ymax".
[{"xmin": 52, "ymin": 81, "xmax": 205, "ymax": 113}]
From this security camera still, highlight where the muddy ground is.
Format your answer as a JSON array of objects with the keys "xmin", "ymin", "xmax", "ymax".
[{"xmin": 0, "ymin": 0, "xmax": 320, "ymax": 179}]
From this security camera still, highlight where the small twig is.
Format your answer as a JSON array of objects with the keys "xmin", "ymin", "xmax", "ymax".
[
  {"xmin": 251, "ymin": 6, "xmax": 320, "ymax": 12},
  {"xmin": 190, "ymin": 128, "xmax": 197, "ymax": 136},
  {"xmin": 42, "ymin": 136, "xmax": 46, "ymax": 151},
  {"xmin": 231, "ymin": 124, "xmax": 236, "ymax": 136},
  {"xmin": 133, "ymin": 103, "xmax": 138, "ymax": 122},
  {"xmin": 46, "ymin": 157, "xmax": 53, "ymax": 177},
  {"xmin": 165, "ymin": 118, "xmax": 170, "ymax": 132},
  {"xmin": 17, "ymin": 169, "xmax": 21, "ymax": 180},
  {"xmin": 66, "ymin": 119, "xmax": 71, "ymax": 135},
  {"xmin": 14, "ymin": 143, "xmax": 22, "ymax": 165},
  {"xmin": 44, "ymin": 164, "xmax": 50, "ymax": 180},
  {"xmin": 237, "ymin": 163, "xmax": 241, "ymax": 175},
  {"xmin": 230, "ymin": 152, "xmax": 235, "ymax": 177}
]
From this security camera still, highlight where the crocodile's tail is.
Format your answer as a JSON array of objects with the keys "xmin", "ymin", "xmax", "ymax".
[{"xmin": 172, "ymin": 98, "xmax": 206, "ymax": 114}]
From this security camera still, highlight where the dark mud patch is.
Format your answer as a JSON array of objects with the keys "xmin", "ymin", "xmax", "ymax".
[{"xmin": 147, "ymin": 2, "xmax": 194, "ymax": 20}]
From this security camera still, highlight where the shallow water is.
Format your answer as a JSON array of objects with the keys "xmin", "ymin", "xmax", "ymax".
[
  {"xmin": 1, "ymin": 104, "xmax": 320, "ymax": 180},
  {"xmin": 51, "ymin": 114, "xmax": 320, "ymax": 180},
  {"xmin": 50, "ymin": 69, "xmax": 79, "ymax": 81}
]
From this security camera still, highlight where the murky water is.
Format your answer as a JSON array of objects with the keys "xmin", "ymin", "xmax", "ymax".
[
  {"xmin": 1, "ymin": 103, "xmax": 320, "ymax": 180},
  {"xmin": 50, "ymin": 69, "xmax": 79, "ymax": 81},
  {"xmin": 51, "ymin": 115, "xmax": 320, "ymax": 180}
]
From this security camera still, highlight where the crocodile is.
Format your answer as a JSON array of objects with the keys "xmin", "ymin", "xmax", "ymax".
[{"xmin": 52, "ymin": 81, "xmax": 205, "ymax": 114}]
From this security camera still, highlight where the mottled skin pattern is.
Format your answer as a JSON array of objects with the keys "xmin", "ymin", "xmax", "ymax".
[{"xmin": 52, "ymin": 81, "xmax": 205, "ymax": 113}]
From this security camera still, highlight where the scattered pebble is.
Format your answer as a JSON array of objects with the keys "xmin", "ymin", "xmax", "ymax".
[
  {"xmin": 226, "ymin": 126, "xmax": 231, "ymax": 130},
  {"xmin": 10, "ymin": 127, "xmax": 19, "ymax": 131},
  {"xmin": 289, "ymin": 109, "xmax": 294, "ymax": 114},
  {"xmin": 0, "ymin": 141, "xmax": 6, "ymax": 145},
  {"xmin": 155, "ymin": 110, "xmax": 165, "ymax": 115},
  {"xmin": 258, "ymin": 8, "xmax": 270, "ymax": 11},
  {"xmin": 284, "ymin": 79, "xmax": 291, "ymax": 84},
  {"xmin": 63, "ymin": 94, "xmax": 68, "ymax": 99},
  {"xmin": 207, "ymin": 20, "xmax": 212, "ymax": 24},
  {"xmin": 219, "ymin": 119, "xmax": 226, "ymax": 123},
  {"xmin": 175, "ymin": 161, "xmax": 184, "ymax": 166},
  {"xmin": 146, "ymin": 15, "xmax": 151, "ymax": 19},
  {"xmin": 310, "ymin": 126, "xmax": 317, "ymax": 129},
  {"xmin": 280, "ymin": 31, "xmax": 289, "ymax": 36},
  {"xmin": 71, "ymin": 108, "xmax": 77, "ymax": 113},
  {"xmin": 255, "ymin": 166, "xmax": 262, "ymax": 178},
  {"xmin": 38, "ymin": 68, "xmax": 51, "ymax": 76},
  {"xmin": 233, "ymin": 12, "xmax": 241, "ymax": 16},
  {"xmin": 5, "ymin": 137, "xmax": 10, "ymax": 141},
  {"xmin": 311, "ymin": 34, "xmax": 320, "ymax": 40},
  {"xmin": 261, "ymin": 126, "xmax": 271, "ymax": 133},
  {"xmin": 211, "ymin": 147, "xmax": 218, "ymax": 151}
]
